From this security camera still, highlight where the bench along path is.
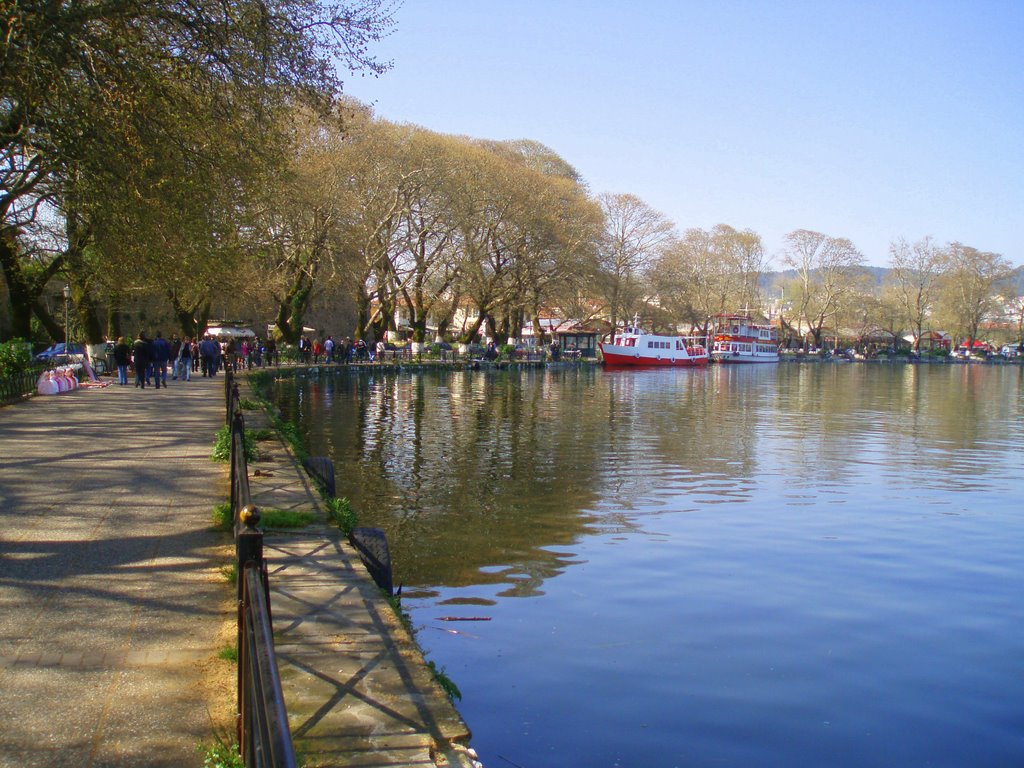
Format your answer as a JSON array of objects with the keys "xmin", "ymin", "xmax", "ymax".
[
  {"xmin": 241, "ymin": 387, "xmax": 476, "ymax": 767},
  {"xmin": 0, "ymin": 375, "xmax": 232, "ymax": 768}
]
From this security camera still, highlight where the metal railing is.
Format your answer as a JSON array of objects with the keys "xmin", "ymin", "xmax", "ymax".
[
  {"xmin": 226, "ymin": 368, "xmax": 297, "ymax": 768},
  {"xmin": 0, "ymin": 366, "xmax": 44, "ymax": 405}
]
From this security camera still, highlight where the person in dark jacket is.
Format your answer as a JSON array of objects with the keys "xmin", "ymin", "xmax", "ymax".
[
  {"xmin": 150, "ymin": 331, "xmax": 172, "ymax": 389},
  {"xmin": 113, "ymin": 336, "xmax": 131, "ymax": 385},
  {"xmin": 132, "ymin": 333, "xmax": 151, "ymax": 389},
  {"xmin": 200, "ymin": 335, "xmax": 219, "ymax": 377}
]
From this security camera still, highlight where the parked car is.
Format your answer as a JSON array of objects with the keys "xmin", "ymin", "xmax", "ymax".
[{"xmin": 34, "ymin": 342, "xmax": 86, "ymax": 361}]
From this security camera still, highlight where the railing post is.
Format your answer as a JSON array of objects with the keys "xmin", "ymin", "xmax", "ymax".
[
  {"xmin": 226, "ymin": 368, "xmax": 296, "ymax": 768},
  {"xmin": 225, "ymin": 368, "xmax": 235, "ymax": 425},
  {"xmin": 229, "ymin": 408, "xmax": 244, "ymax": 518},
  {"xmin": 236, "ymin": 503, "xmax": 261, "ymax": 759}
]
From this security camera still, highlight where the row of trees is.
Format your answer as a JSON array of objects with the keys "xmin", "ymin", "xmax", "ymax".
[
  {"xmin": 778, "ymin": 232, "xmax": 1020, "ymax": 349},
  {"xmin": 0, "ymin": 0, "xmax": 397, "ymax": 343},
  {"xmin": 1, "ymin": 3, "xmax": 1019, "ymax": 350}
]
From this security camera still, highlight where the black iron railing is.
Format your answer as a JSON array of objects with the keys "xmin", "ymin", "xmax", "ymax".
[
  {"xmin": 0, "ymin": 365, "xmax": 46, "ymax": 405},
  {"xmin": 226, "ymin": 369, "xmax": 297, "ymax": 768}
]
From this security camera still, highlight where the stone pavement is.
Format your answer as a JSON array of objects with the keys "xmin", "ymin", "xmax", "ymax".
[
  {"xmin": 0, "ymin": 370, "xmax": 476, "ymax": 768},
  {"xmin": 0, "ymin": 374, "xmax": 233, "ymax": 768},
  {"xmin": 241, "ymin": 386, "xmax": 476, "ymax": 767}
]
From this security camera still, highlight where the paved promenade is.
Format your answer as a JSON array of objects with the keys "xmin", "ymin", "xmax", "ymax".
[
  {"xmin": 0, "ymin": 375, "xmax": 231, "ymax": 767},
  {"xmin": 0, "ymin": 370, "xmax": 475, "ymax": 768}
]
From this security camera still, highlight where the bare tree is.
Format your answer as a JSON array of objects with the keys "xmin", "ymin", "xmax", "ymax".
[
  {"xmin": 596, "ymin": 193, "xmax": 675, "ymax": 339},
  {"xmin": 782, "ymin": 229, "xmax": 866, "ymax": 347},
  {"xmin": 887, "ymin": 236, "xmax": 943, "ymax": 351},
  {"xmin": 655, "ymin": 224, "xmax": 767, "ymax": 334}
]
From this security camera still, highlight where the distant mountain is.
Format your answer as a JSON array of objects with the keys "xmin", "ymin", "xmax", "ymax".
[
  {"xmin": 763, "ymin": 266, "xmax": 1023, "ymax": 293},
  {"xmin": 763, "ymin": 266, "xmax": 888, "ymax": 284}
]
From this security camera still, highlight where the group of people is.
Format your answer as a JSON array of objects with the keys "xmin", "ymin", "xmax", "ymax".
[
  {"xmin": 227, "ymin": 337, "xmax": 278, "ymax": 369},
  {"xmin": 112, "ymin": 332, "xmax": 226, "ymax": 388},
  {"xmin": 296, "ymin": 335, "xmax": 382, "ymax": 363},
  {"xmin": 109, "ymin": 329, "xmax": 407, "ymax": 388}
]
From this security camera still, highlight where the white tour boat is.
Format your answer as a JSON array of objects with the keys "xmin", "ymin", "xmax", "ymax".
[
  {"xmin": 711, "ymin": 313, "xmax": 780, "ymax": 364},
  {"xmin": 599, "ymin": 319, "xmax": 709, "ymax": 367}
]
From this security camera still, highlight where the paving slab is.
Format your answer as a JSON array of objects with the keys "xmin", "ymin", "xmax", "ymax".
[{"xmin": 0, "ymin": 375, "xmax": 233, "ymax": 768}]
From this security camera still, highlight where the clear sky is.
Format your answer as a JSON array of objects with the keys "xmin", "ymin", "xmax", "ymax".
[{"xmin": 342, "ymin": 1, "xmax": 1024, "ymax": 267}]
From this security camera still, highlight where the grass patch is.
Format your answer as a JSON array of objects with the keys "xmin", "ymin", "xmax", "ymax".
[
  {"xmin": 211, "ymin": 425, "xmax": 258, "ymax": 463},
  {"xmin": 198, "ymin": 735, "xmax": 243, "ymax": 768},
  {"xmin": 325, "ymin": 496, "xmax": 358, "ymax": 536},
  {"xmin": 427, "ymin": 660, "xmax": 462, "ymax": 701},
  {"xmin": 217, "ymin": 644, "xmax": 238, "ymax": 663},
  {"xmin": 220, "ymin": 563, "xmax": 237, "ymax": 586},
  {"xmin": 273, "ymin": 418, "xmax": 307, "ymax": 462},
  {"xmin": 259, "ymin": 508, "xmax": 316, "ymax": 529},
  {"xmin": 212, "ymin": 501, "xmax": 233, "ymax": 531},
  {"xmin": 239, "ymin": 398, "xmax": 261, "ymax": 410},
  {"xmin": 387, "ymin": 593, "xmax": 413, "ymax": 633}
]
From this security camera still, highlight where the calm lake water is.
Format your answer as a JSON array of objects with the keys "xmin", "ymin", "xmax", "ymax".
[{"xmin": 271, "ymin": 363, "xmax": 1024, "ymax": 768}]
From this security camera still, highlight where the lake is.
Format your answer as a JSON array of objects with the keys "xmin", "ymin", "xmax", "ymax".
[{"xmin": 270, "ymin": 362, "xmax": 1024, "ymax": 768}]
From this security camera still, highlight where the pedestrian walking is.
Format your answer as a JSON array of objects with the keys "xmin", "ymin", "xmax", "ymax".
[
  {"xmin": 132, "ymin": 332, "xmax": 151, "ymax": 389},
  {"xmin": 200, "ymin": 335, "xmax": 219, "ymax": 377},
  {"xmin": 170, "ymin": 334, "xmax": 182, "ymax": 379},
  {"xmin": 113, "ymin": 336, "xmax": 131, "ymax": 385},
  {"xmin": 177, "ymin": 337, "xmax": 193, "ymax": 381},
  {"xmin": 150, "ymin": 331, "xmax": 172, "ymax": 389}
]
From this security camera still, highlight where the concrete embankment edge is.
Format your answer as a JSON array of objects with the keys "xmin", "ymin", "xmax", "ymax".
[{"xmin": 240, "ymin": 376, "xmax": 478, "ymax": 768}]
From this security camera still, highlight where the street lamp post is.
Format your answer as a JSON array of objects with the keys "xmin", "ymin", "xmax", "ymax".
[{"xmin": 63, "ymin": 285, "xmax": 71, "ymax": 354}]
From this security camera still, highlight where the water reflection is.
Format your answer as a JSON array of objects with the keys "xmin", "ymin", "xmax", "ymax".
[
  {"xmin": 273, "ymin": 363, "xmax": 1024, "ymax": 767},
  {"xmin": 274, "ymin": 364, "xmax": 1022, "ymax": 594}
]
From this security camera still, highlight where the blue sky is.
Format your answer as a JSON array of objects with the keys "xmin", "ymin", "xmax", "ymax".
[{"xmin": 342, "ymin": 1, "xmax": 1024, "ymax": 267}]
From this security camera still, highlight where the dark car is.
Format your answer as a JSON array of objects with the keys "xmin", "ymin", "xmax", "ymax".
[{"xmin": 34, "ymin": 342, "xmax": 86, "ymax": 361}]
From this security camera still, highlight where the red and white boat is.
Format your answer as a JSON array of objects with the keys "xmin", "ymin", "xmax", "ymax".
[
  {"xmin": 600, "ymin": 318, "xmax": 709, "ymax": 367},
  {"xmin": 711, "ymin": 313, "xmax": 780, "ymax": 364}
]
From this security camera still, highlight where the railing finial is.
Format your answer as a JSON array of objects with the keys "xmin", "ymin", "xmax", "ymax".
[{"xmin": 239, "ymin": 504, "xmax": 260, "ymax": 528}]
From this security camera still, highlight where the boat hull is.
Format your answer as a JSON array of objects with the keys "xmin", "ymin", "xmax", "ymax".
[
  {"xmin": 600, "ymin": 344, "xmax": 709, "ymax": 367},
  {"xmin": 711, "ymin": 352, "xmax": 779, "ymax": 364}
]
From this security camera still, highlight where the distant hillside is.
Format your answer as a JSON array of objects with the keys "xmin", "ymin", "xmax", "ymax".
[{"xmin": 763, "ymin": 265, "xmax": 1023, "ymax": 292}]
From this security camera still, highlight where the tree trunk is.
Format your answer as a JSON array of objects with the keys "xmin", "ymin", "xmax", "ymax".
[
  {"xmin": 106, "ymin": 305, "xmax": 122, "ymax": 342},
  {"xmin": 436, "ymin": 315, "xmax": 451, "ymax": 342},
  {"xmin": 32, "ymin": 299, "xmax": 64, "ymax": 341},
  {"xmin": 71, "ymin": 284, "xmax": 105, "ymax": 343},
  {"xmin": 354, "ymin": 296, "xmax": 369, "ymax": 342},
  {"xmin": 168, "ymin": 291, "xmax": 207, "ymax": 339},
  {"xmin": 410, "ymin": 318, "xmax": 427, "ymax": 344},
  {"xmin": 274, "ymin": 272, "xmax": 313, "ymax": 344},
  {"xmin": 458, "ymin": 313, "xmax": 486, "ymax": 345},
  {"xmin": 0, "ymin": 231, "xmax": 37, "ymax": 339}
]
